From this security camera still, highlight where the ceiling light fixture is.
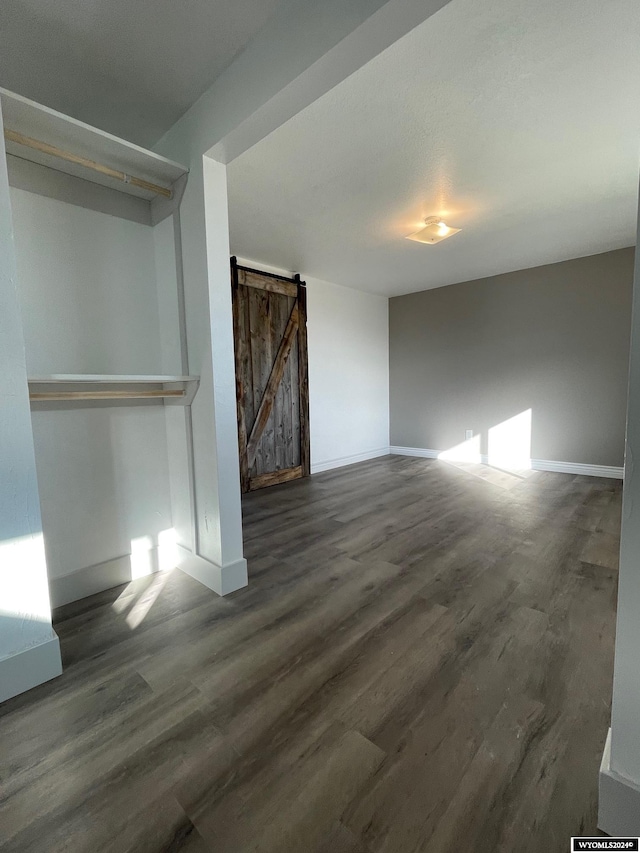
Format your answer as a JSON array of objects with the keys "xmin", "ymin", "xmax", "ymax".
[{"xmin": 406, "ymin": 216, "xmax": 461, "ymax": 245}]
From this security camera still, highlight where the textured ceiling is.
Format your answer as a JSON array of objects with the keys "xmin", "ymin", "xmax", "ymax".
[
  {"xmin": 0, "ymin": 0, "xmax": 285, "ymax": 147},
  {"xmin": 227, "ymin": 0, "xmax": 640, "ymax": 296}
]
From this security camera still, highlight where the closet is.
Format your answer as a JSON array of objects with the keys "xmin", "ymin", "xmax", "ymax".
[{"xmin": 1, "ymin": 88, "xmax": 198, "ymax": 608}]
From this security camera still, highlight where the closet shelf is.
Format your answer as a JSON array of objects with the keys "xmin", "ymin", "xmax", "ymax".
[
  {"xmin": 28, "ymin": 375, "xmax": 199, "ymax": 406},
  {"xmin": 1, "ymin": 88, "xmax": 188, "ymax": 202}
]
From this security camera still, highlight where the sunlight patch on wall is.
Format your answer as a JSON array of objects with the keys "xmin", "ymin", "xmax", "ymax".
[
  {"xmin": 130, "ymin": 534, "xmax": 157, "ymax": 580},
  {"xmin": 158, "ymin": 527, "xmax": 178, "ymax": 572},
  {"xmin": 130, "ymin": 528, "xmax": 178, "ymax": 579},
  {"xmin": 488, "ymin": 409, "xmax": 532, "ymax": 471}
]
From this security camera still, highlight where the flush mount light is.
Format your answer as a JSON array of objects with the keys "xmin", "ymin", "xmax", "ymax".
[{"xmin": 406, "ymin": 216, "xmax": 461, "ymax": 245}]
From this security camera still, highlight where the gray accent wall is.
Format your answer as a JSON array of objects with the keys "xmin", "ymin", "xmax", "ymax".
[{"xmin": 389, "ymin": 248, "xmax": 635, "ymax": 467}]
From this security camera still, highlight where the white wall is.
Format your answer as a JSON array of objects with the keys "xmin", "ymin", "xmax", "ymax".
[
  {"xmin": 600, "ymin": 186, "xmax": 640, "ymax": 834},
  {"xmin": 29, "ymin": 408, "xmax": 172, "ymax": 582},
  {"xmin": 236, "ymin": 258, "xmax": 390, "ymax": 472},
  {"xmin": 0, "ymin": 104, "xmax": 62, "ymax": 702},
  {"xmin": 10, "ymin": 187, "xmax": 175, "ymax": 601},
  {"xmin": 10, "ymin": 188, "xmax": 163, "ymax": 374},
  {"xmin": 306, "ymin": 276, "xmax": 389, "ymax": 471}
]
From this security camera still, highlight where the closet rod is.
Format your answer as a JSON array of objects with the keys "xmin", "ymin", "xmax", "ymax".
[
  {"xmin": 30, "ymin": 389, "xmax": 185, "ymax": 402},
  {"xmin": 4, "ymin": 129, "xmax": 173, "ymax": 199}
]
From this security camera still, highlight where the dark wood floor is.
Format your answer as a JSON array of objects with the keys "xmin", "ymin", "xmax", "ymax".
[{"xmin": 0, "ymin": 456, "xmax": 621, "ymax": 852}]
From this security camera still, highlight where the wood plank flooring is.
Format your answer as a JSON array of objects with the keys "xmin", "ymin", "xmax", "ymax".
[{"xmin": 0, "ymin": 455, "xmax": 621, "ymax": 852}]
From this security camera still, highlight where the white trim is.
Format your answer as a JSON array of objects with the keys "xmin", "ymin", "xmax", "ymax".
[
  {"xmin": 176, "ymin": 544, "xmax": 248, "ymax": 596},
  {"xmin": 599, "ymin": 728, "xmax": 640, "ymax": 835},
  {"xmin": 389, "ymin": 446, "xmax": 623, "ymax": 479},
  {"xmin": 311, "ymin": 447, "xmax": 390, "ymax": 474},
  {"xmin": 0, "ymin": 634, "xmax": 62, "ymax": 703}
]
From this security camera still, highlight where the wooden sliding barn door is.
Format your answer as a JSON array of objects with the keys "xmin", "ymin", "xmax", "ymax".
[{"xmin": 231, "ymin": 257, "xmax": 310, "ymax": 492}]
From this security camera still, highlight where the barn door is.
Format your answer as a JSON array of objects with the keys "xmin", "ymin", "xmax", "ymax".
[{"xmin": 231, "ymin": 257, "xmax": 310, "ymax": 492}]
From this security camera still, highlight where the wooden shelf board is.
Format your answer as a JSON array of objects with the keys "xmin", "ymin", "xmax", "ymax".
[
  {"xmin": 27, "ymin": 375, "xmax": 200, "ymax": 406},
  {"xmin": 1, "ymin": 89, "xmax": 188, "ymax": 201},
  {"xmin": 30, "ymin": 389, "xmax": 185, "ymax": 402},
  {"xmin": 28, "ymin": 374, "xmax": 197, "ymax": 384}
]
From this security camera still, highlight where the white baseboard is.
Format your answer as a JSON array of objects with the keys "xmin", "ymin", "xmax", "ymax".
[
  {"xmin": 0, "ymin": 633, "xmax": 62, "ymax": 704},
  {"xmin": 531, "ymin": 458, "xmax": 623, "ymax": 479},
  {"xmin": 49, "ymin": 541, "xmax": 180, "ymax": 608},
  {"xmin": 50, "ymin": 554, "xmax": 137, "ymax": 608},
  {"xmin": 311, "ymin": 447, "xmax": 390, "ymax": 474},
  {"xmin": 390, "ymin": 445, "xmax": 439, "ymax": 459},
  {"xmin": 176, "ymin": 544, "xmax": 248, "ymax": 596},
  {"xmin": 599, "ymin": 728, "xmax": 640, "ymax": 834},
  {"xmin": 389, "ymin": 446, "xmax": 623, "ymax": 480},
  {"xmin": 49, "ymin": 542, "xmax": 248, "ymax": 606}
]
